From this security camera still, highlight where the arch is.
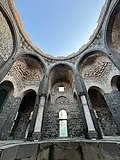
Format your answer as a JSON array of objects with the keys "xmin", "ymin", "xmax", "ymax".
[
  {"xmin": 78, "ymin": 51, "xmax": 113, "ymax": 82},
  {"xmin": 0, "ymin": 81, "xmax": 14, "ymax": 112},
  {"xmin": 16, "ymin": 54, "xmax": 45, "ymax": 75},
  {"xmin": 22, "ymin": 89, "xmax": 37, "ymax": 98},
  {"xmin": 0, "ymin": 80, "xmax": 14, "ymax": 93},
  {"xmin": 105, "ymin": 0, "xmax": 120, "ymax": 54},
  {"xmin": 111, "ymin": 75, "xmax": 120, "ymax": 92},
  {"xmin": 0, "ymin": 4, "xmax": 17, "ymax": 68},
  {"xmin": 55, "ymin": 96, "xmax": 70, "ymax": 105},
  {"xmin": 43, "ymin": 62, "xmax": 84, "ymax": 139},
  {"xmin": 76, "ymin": 50, "xmax": 109, "ymax": 71},
  {"xmin": 10, "ymin": 90, "xmax": 36, "ymax": 139},
  {"xmin": 48, "ymin": 62, "xmax": 74, "ymax": 93},
  {"xmin": 7, "ymin": 55, "xmax": 44, "ymax": 90},
  {"xmin": 49, "ymin": 62, "xmax": 74, "ymax": 76},
  {"xmin": 59, "ymin": 109, "xmax": 68, "ymax": 137},
  {"xmin": 17, "ymin": 54, "xmax": 46, "ymax": 72},
  {"xmin": 88, "ymin": 86, "xmax": 105, "ymax": 96},
  {"xmin": 88, "ymin": 87, "xmax": 119, "ymax": 136},
  {"xmin": 49, "ymin": 63, "xmax": 74, "ymax": 88}
]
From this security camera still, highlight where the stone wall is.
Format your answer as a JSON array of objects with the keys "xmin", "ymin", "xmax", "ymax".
[
  {"xmin": 0, "ymin": 95, "xmax": 21, "ymax": 140},
  {"xmin": 0, "ymin": 0, "xmax": 120, "ymax": 143},
  {"xmin": 43, "ymin": 82, "xmax": 84, "ymax": 139},
  {"xmin": 80, "ymin": 52, "xmax": 120, "ymax": 92},
  {"xmin": 0, "ymin": 56, "xmax": 44, "ymax": 140},
  {"xmin": 4, "ymin": 57, "xmax": 43, "ymax": 94},
  {"xmin": 0, "ymin": 9, "xmax": 14, "ymax": 68},
  {"xmin": 104, "ymin": 91, "xmax": 120, "ymax": 129},
  {"xmin": 112, "ymin": 7, "xmax": 120, "ymax": 54},
  {"xmin": 0, "ymin": 1, "xmax": 120, "ymax": 160},
  {"xmin": 10, "ymin": 91, "xmax": 36, "ymax": 140},
  {"xmin": 89, "ymin": 89, "xmax": 119, "ymax": 136}
]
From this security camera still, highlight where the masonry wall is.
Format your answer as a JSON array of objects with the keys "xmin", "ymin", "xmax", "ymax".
[
  {"xmin": 0, "ymin": 0, "xmax": 120, "ymax": 142},
  {"xmin": 43, "ymin": 82, "xmax": 84, "ymax": 139}
]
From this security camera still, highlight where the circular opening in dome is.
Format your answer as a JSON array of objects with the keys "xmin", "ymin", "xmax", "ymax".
[{"xmin": 15, "ymin": 0, "xmax": 105, "ymax": 57}]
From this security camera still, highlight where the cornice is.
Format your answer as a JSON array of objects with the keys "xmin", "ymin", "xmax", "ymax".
[{"xmin": 7, "ymin": 0, "xmax": 111, "ymax": 61}]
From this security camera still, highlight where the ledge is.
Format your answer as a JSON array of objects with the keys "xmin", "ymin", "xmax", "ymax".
[{"xmin": 0, "ymin": 137, "xmax": 120, "ymax": 160}]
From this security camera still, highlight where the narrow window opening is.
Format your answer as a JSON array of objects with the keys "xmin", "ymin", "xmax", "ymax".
[
  {"xmin": 59, "ymin": 110, "xmax": 68, "ymax": 137},
  {"xmin": 59, "ymin": 86, "xmax": 64, "ymax": 92}
]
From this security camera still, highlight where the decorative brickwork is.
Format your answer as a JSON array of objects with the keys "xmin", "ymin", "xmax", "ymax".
[
  {"xmin": 81, "ymin": 54, "xmax": 112, "ymax": 80},
  {"xmin": 4, "ymin": 57, "xmax": 43, "ymax": 94},
  {"xmin": 80, "ymin": 53, "xmax": 120, "ymax": 92},
  {"xmin": 8, "ymin": 59, "xmax": 42, "ymax": 81}
]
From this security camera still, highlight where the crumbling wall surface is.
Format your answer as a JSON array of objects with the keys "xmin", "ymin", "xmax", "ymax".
[
  {"xmin": 0, "ymin": 140, "xmax": 120, "ymax": 160},
  {"xmin": 0, "ymin": 9, "xmax": 14, "ymax": 68}
]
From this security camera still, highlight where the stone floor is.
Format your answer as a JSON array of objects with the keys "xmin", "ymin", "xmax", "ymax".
[{"xmin": 0, "ymin": 137, "xmax": 120, "ymax": 160}]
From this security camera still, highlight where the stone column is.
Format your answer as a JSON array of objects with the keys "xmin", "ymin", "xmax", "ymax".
[
  {"xmin": 80, "ymin": 95, "xmax": 97, "ymax": 138},
  {"xmin": 33, "ymin": 95, "xmax": 46, "ymax": 140},
  {"xmin": 75, "ymin": 73, "xmax": 97, "ymax": 139},
  {"xmin": 32, "ymin": 75, "xmax": 49, "ymax": 141}
]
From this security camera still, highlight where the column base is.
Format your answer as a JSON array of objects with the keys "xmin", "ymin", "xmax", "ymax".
[
  {"xmin": 32, "ymin": 132, "xmax": 41, "ymax": 141},
  {"xmin": 87, "ymin": 130, "xmax": 98, "ymax": 139}
]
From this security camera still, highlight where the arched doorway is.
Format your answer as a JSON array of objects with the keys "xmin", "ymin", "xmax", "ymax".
[
  {"xmin": 0, "ymin": 81, "xmax": 14, "ymax": 112},
  {"xmin": 10, "ymin": 90, "xmax": 36, "ymax": 139},
  {"xmin": 88, "ymin": 87, "xmax": 119, "ymax": 136}
]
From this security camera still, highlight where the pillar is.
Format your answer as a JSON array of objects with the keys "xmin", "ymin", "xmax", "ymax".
[
  {"xmin": 75, "ymin": 73, "xmax": 97, "ymax": 139},
  {"xmin": 33, "ymin": 95, "xmax": 46, "ymax": 140},
  {"xmin": 32, "ymin": 75, "xmax": 49, "ymax": 141},
  {"xmin": 80, "ymin": 95, "xmax": 97, "ymax": 138}
]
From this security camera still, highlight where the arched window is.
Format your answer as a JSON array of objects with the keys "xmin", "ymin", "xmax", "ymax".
[
  {"xmin": 111, "ymin": 75, "xmax": 120, "ymax": 92},
  {"xmin": 59, "ymin": 110, "xmax": 68, "ymax": 137}
]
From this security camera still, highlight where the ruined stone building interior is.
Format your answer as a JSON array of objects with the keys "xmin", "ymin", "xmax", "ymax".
[{"xmin": 0, "ymin": 0, "xmax": 120, "ymax": 159}]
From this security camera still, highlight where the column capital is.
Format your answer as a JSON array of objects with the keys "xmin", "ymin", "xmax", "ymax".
[
  {"xmin": 78, "ymin": 91, "xmax": 86, "ymax": 96},
  {"xmin": 39, "ymin": 93, "xmax": 47, "ymax": 98}
]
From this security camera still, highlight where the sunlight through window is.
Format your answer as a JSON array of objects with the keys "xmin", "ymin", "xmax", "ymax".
[{"xmin": 59, "ymin": 110, "xmax": 68, "ymax": 137}]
